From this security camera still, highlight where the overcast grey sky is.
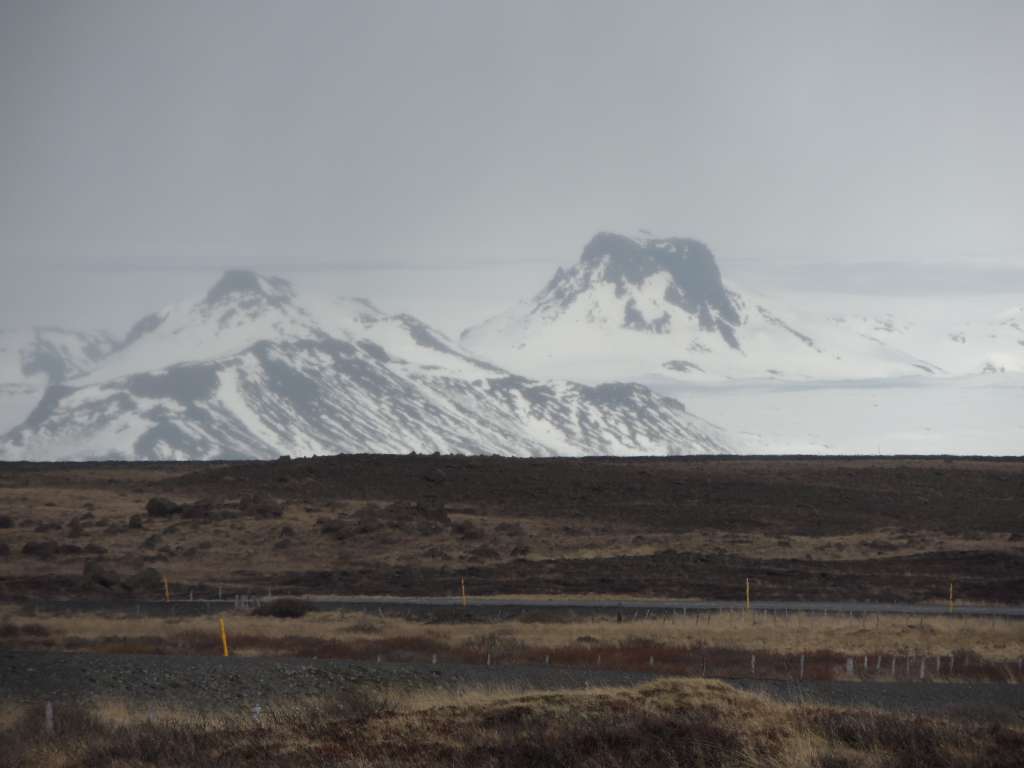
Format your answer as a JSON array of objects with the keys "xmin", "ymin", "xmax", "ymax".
[{"xmin": 2, "ymin": 1, "xmax": 1023, "ymax": 333}]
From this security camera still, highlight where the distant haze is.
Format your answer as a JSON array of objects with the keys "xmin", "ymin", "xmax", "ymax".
[{"xmin": 2, "ymin": 1, "xmax": 1023, "ymax": 334}]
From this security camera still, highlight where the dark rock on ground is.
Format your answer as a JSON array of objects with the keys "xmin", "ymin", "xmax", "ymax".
[
  {"xmin": 146, "ymin": 497, "xmax": 182, "ymax": 517},
  {"xmin": 240, "ymin": 493, "xmax": 284, "ymax": 518},
  {"xmin": 22, "ymin": 541, "xmax": 58, "ymax": 559},
  {"xmin": 82, "ymin": 559, "xmax": 122, "ymax": 591}
]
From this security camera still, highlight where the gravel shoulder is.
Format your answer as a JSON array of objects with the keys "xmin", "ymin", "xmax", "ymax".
[{"xmin": 3, "ymin": 651, "xmax": 1022, "ymax": 722}]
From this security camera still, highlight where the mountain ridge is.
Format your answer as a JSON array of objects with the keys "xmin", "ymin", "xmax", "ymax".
[{"xmin": 0, "ymin": 270, "xmax": 729, "ymax": 460}]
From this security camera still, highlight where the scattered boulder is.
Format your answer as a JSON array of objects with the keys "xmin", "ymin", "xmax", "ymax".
[
  {"xmin": 510, "ymin": 545, "xmax": 531, "ymax": 558},
  {"xmin": 33, "ymin": 522, "xmax": 61, "ymax": 533},
  {"xmin": 468, "ymin": 545, "xmax": 501, "ymax": 561},
  {"xmin": 146, "ymin": 497, "xmax": 182, "ymax": 517},
  {"xmin": 21, "ymin": 540, "xmax": 58, "ymax": 559},
  {"xmin": 68, "ymin": 518, "xmax": 84, "ymax": 538},
  {"xmin": 279, "ymin": 525, "xmax": 295, "ymax": 538},
  {"xmin": 0, "ymin": 542, "xmax": 9, "ymax": 557},
  {"xmin": 452, "ymin": 520, "xmax": 484, "ymax": 540},
  {"xmin": 0, "ymin": 515, "xmax": 12, "ymax": 529},
  {"xmin": 141, "ymin": 534, "xmax": 162, "ymax": 550},
  {"xmin": 128, "ymin": 514, "xmax": 144, "ymax": 529},
  {"xmin": 83, "ymin": 544, "xmax": 107, "ymax": 555},
  {"xmin": 180, "ymin": 498, "xmax": 216, "ymax": 520},
  {"xmin": 423, "ymin": 468, "xmax": 447, "ymax": 484},
  {"xmin": 56, "ymin": 544, "xmax": 83, "ymax": 555},
  {"xmin": 273, "ymin": 539, "xmax": 291, "ymax": 550},
  {"xmin": 125, "ymin": 567, "xmax": 165, "ymax": 594},
  {"xmin": 82, "ymin": 559, "xmax": 121, "ymax": 590},
  {"xmin": 414, "ymin": 499, "xmax": 451, "ymax": 525},
  {"xmin": 239, "ymin": 493, "xmax": 284, "ymax": 518}
]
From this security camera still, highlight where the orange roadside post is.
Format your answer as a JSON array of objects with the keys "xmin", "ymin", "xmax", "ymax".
[{"xmin": 219, "ymin": 617, "xmax": 230, "ymax": 657}]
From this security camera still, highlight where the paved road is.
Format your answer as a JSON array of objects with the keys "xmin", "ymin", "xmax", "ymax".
[
  {"xmin": 2, "ymin": 651, "xmax": 1022, "ymax": 721},
  {"xmin": 307, "ymin": 595, "xmax": 1024, "ymax": 619},
  {"xmin": 13, "ymin": 595, "xmax": 1024, "ymax": 619}
]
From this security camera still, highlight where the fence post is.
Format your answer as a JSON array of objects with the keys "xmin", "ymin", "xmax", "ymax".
[
  {"xmin": 799, "ymin": 654, "xmax": 805, "ymax": 680},
  {"xmin": 846, "ymin": 658, "xmax": 854, "ymax": 676},
  {"xmin": 219, "ymin": 617, "xmax": 230, "ymax": 657},
  {"xmin": 751, "ymin": 654, "xmax": 756, "ymax": 677},
  {"xmin": 431, "ymin": 654, "xmax": 437, "ymax": 665},
  {"xmin": 891, "ymin": 657, "xmax": 896, "ymax": 677},
  {"xmin": 919, "ymin": 659, "xmax": 926, "ymax": 680},
  {"xmin": 44, "ymin": 701, "xmax": 54, "ymax": 735},
  {"xmin": 486, "ymin": 654, "xmax": 491, "ymax": 667}
]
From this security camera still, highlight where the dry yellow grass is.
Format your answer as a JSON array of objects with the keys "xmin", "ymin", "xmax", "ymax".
[
  {"xmin": 3, "ymin": 678, "xmax": 1022, "ymax": 768},
  {"xmin": 4, "ymin": 605, "xmax": 1022, "ymax": 662}
]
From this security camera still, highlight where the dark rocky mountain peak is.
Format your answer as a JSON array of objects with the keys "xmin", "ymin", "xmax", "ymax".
[
  {"xmin": 202, "ymin": 270, "xmax": 294, "ymax": 308},
  {"xmin": 537, "ymin": 232, "xmax": 742, "ymax": 345}
]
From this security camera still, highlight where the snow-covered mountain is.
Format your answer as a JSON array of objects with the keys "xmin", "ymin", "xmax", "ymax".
[
  {"xmin": 824, "ymin": 303, "xmax": 1024, "ymax": 376},
  {"xmin": 0, "ymin": 327, "xmax": 117, "ymax": 434},
  {"xmin": 0, "ymin": 271, "xmax": 728, "ymax": 460},
  {"xmin": 462, "ymin": 232, "xmax": 953, "ymax": 384}
]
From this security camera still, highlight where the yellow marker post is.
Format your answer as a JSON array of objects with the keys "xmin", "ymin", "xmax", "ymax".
[
  {"xmin": 163, "ymin": 576, "xmax": 170, "ymax": 602},
  {"xmin": 949, "ymin": 582, "xmax": 954, "ymax": 614},
  {"xmin": 219, "ymin": 617, "xmax": 230, "ymax": 657},
  {"xmin": 460, "ymin": 576, "xmax": 467, "ymax": 608},
  {"xmin": 745, "ymin": 578, "xmax": 750, "ymax": 611}
]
